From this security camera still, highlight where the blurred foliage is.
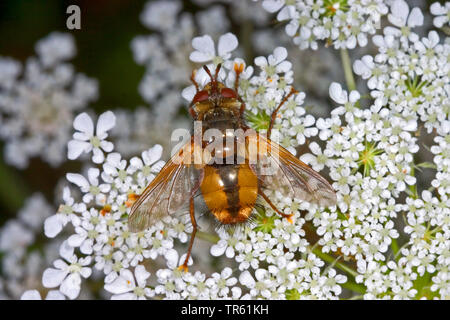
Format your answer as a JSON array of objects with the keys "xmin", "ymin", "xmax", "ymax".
[{"xmin": 0, "ymin": 0, "xmax": 157, "ymax": 222}]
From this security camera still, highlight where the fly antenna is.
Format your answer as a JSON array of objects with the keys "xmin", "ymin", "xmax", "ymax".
[
  {"xmin": 214, "ymin": 63, "xmax": 222, "ymax": 81},
  {"xmin": 203, "ymin": 65, "xmax": 214, "ymax": 82}
]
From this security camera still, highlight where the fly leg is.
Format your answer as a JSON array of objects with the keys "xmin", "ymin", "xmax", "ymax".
[
  {"xmin": 258, "ymin": 187, "xmax": 294, "ymax": 224},
  {"xmin": 178, "ymin": 195, "xmax": 197, "ymax": 272},
  {"xmin": 188, "ymin": 70, "xmax": 199, "ymax": 119},
  {"xmin": 267, "ymin": 87, "xmax": 297, "ymax": 138},
  {"xmin": 190, "ymin": 69, "xmax": 199, "ymax": 93}
]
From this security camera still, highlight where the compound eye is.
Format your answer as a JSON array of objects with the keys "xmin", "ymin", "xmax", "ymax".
[
  {"xmin": 192, "ymin": 90, "xmax": 209, "ymax": 103},
  {"xmin": 221, "ymin": 88, "xmax": 237, "ymax": 99}
]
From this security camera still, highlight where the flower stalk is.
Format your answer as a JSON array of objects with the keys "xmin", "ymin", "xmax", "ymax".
[{"xmin": 340, "ymin": 48, "xmax": 356, "ymax": 91}]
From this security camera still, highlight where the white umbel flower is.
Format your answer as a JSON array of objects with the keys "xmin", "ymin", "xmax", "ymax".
[{"xmin": 67, "ymin": 111, "xmax": 115, "ymax": 163}]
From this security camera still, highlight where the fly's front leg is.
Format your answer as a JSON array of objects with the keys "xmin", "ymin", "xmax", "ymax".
[
  {"xmin": 190, "ymin": 69, "xmax": 199, "ymax": 93},
  {"xmin": 267, "ymin": 87, "xmax": 297, "ymax": 138},
  {"xmin": 189, "ymin": 70, "xmax": 199, "ymax": 119},
  {"xmin": 178, "ymin": 195, "xmax": 197, "ymax": 272}
]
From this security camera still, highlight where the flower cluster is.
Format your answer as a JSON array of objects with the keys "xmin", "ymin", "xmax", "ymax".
[
  {"xmin": 353, "ymin": 4, "xmax": 449, "ymax": 135},
  {"xmin": 257, "ymin": 0, "xmax": 388, "ymax": 50},
  {"xmin": 297, "ymin": 1, "xmax": 450, "ymax": 299},
  {"xmin": 16, "ymin": 34, "xmax": 349, "ymax": 299},
  {"xmin": 0, "ymin": 194, "xmax": 57, "ymax": 299},
  {"xmin": 430, "ymin": 2, "xmax": 450, "ymax": 29},
  {"xmin": 0, "ymin": 0, "xmax": 448, "ymax": 301},
  {"xmin": 0, "ymin": 32, "xmax": 98, "ymax": 168}
]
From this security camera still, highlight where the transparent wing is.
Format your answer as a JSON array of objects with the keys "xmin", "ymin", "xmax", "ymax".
[
  {"xmin": 128, "ymin": 140, "xmax": 203, "ymax": 232},
  {"xmin": 250, "ymin": 133, "xmax": 336, "ymax": 207}
]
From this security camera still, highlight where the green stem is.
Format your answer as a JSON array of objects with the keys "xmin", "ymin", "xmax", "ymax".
[
  {"xmin": 391, "ymin": 238, "xmax": 400, "ymax": 262},
  {"xmin": 340, "ymin": 48, "xmax": 356, "ymax": 91},
  {"xmin": 311, "ymin": 247, "xmax": 366, "ymax": 295},
  {"xmin": 409, "ymin": 166, "xmax": 417, "ymax": 199},
  {"xmin": 196, "ymin": 230, "xmax": 219, "ymax": 244},
  {"xmin": 340, "ymin": 281, "xmax": 366, "ymax": 295},
  {"xmin": 312, "ymin": 247, "xmax": 358, "ymax": 278}
]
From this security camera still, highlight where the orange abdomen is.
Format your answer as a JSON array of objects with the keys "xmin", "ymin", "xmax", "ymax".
[{"xmin": 200, "ymin": 164, "xmax": 258, "ymax": 224}]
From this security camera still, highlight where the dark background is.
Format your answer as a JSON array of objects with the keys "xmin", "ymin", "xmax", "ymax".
[{"xmin": 0, "ymin": 0, "xmax": 154, "ymax": 223}]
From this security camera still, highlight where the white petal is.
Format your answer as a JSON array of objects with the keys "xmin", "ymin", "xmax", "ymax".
[
  {"xmin": 232, "ymin": 287, "xmax": 241, "ymax": 299},
  {"xmin": 130, "ymin": 157, "xmax": 143, "ymax": 169},
  {"xmin": 80, "ymin": 239, "xmax": 93, "ymax": 255},
  {"xmin": 182, "ymin": 85, "xmax": 196, "ymax": 101},
  {"xmin": 430, "ymin": 3, "xmax": 446, "ymax": 15},
  {"xmin": 44, "ymin": 215, "xmax": 64, "ymax": 238},
  {"xmin": 100, "ymin": 140, "xmax": 114, "ymax": 152},
  {"xmin": 276, "ymin": 61, "xmax": 292, "ymax": 73},
  {"xmin": 407, "ymin": 7, "xmax": 424, "ymax": 27},
  {"xmin": 135, "ymin": 265, "xmax": 150, "ymax": 287},
  {"xmin": 353, "ymin": 59, "xmax": 370, "ymax": 78},
  {"xmin": 272, "ymin": 47, "xmax": 287, "ymax": 64},
  {"xmin": 218, "ymin": 33, "xmax": 238, "ymax": 56},
  {"xmin": 21, "ymin": 290, "xmax": 42, "ymax": 300},
  {"xmin": 255, "ymin": 269, "xmax": 267, "ymax": 281},
  {"xmin": 45, "ymin": 290, "xmax": 66, "ymax": 300},
  {"xmin": 67, "ymin": 140, "xmax": 90, "ymax": 160},
  {"xmin": 143, "ymin": 144, "xmax": 163, "ymax": 165},
  {"xmin": 277, "ymin": 6, "xmax": 293, "ymax": 20},
  {"xmin": 427, "ymin": 31, "xmax": 439, "ymax": 48},
  {"xmin": 303, "ymin": 114, "xmax": 315, "ymax": 127},
  {"xmin": 210, "ymin": 241, "xmax": 227, "ymax": 257},
  {"xmin": 389, "ymin": 0, "xmax": 409, "ymax": 26},
  {"xmin": 73, "ymin": 131, "xmax": 90, "ymax": 141},
  {"xmin": 60, "ymin": 273, "xmax": 81, "ymax": 300},
  {"xmin": 225, "ymin": 246, "xmax": 235, "ymax": 258},
  {"xmin": 67, "ymin": 233, "xmax": 85, "ymax": 247},
  {"xmin": 349, "ymin": 90, "xmax": 361, "ymax": 103},
  {"xmin": 329, "ymin": 82, "xmax": 347, "ymax": 104},
  {"xmin": 164, "ymin": 249, "xmax": 179, "ymax": 269},
  {"xmin": 105, "ymin": 272, "xmax": 134, "ymax": 294},
  {"xmin": 189, "ymin": 51, "xmax": 214, "ymax": 63},
  {"xmin": 87, "ymin": 167, "xmax": 100, "ymax": 184},
  {"xmin": 96, "ymin": 111, "xmax": 116, "ymax": 136},
  {"xmin": 73, "ymin": 113, "xmax": 94, "ymax": 136},
  {"xmin": 66, "ymin": 173, "xmax": 89, "ymax": 190},
  {"xmin": 191, "ymin": 35, "xmax": 214, "ymax": 56},
  {"xmin": 372, "ymin": 35, "xmax": 385, "ymax": 48},
  {"xmin": 54, "ymin": 259, "xmax": 68, "ymax": 270},
  {"xmin": 221, "ymin": 267, "xmax": 232, "ymax": 279},
  {"xmin": 80, "ymin": 267, "xmax": 92, "ymax": 278},
  {"xmin": 262, "ymin": 0, "xmax": 284, "ymax": 13},
  {"xmin": 59, "ymin": 240, "xmax": 75, "ymax": 261},
  {"xmin": 254, "ymin": 56, "xmax": 268, "ymax": 67},
  {"xmin": 111, "ymin": 293, "xmax": 137, "ymax": 300},
  {"xmin": 299, "ymin": 153, "xmax": 316, "ymax": 165},
  {"xmin": 92, "ymin": 148, "xmax": 105, "ymax": 164},
  {"xmin": 239, "ymin": 271, "xmax": 255, "ymax": 288},
  {"xmin": 285, "ymin": 22, "xmax": 298, "ymax": 37},
  {"xmin": 42, "ymin": 268, "xmax": 68, "ymax": 288},
  {"xmin": 433, "ymin": 16, "xmax": 447, "ymax": 28}
]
